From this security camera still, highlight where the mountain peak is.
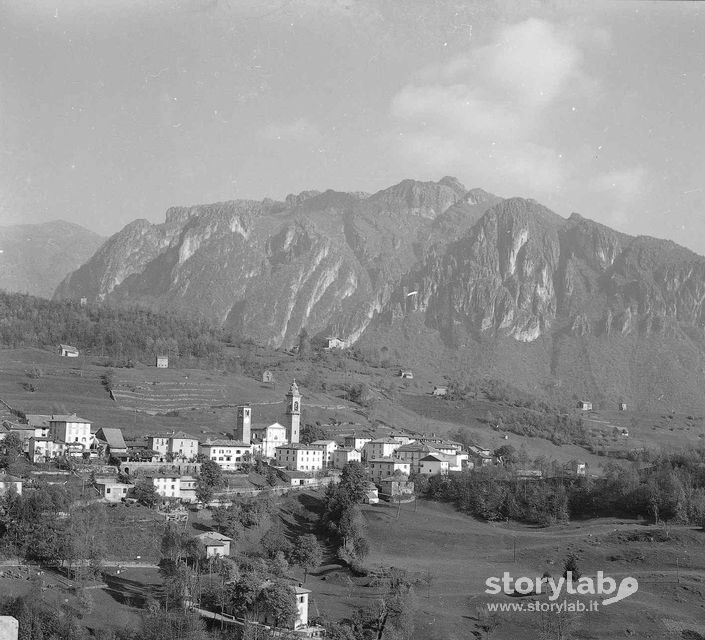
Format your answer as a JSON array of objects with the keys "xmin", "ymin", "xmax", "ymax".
[
  {"xmin": 438, "ymin": 176, "xmax": 467, "ymax": 193},
  {"xmin": 465, "ymin": 187, "xmax": 498, "ymax": 205}
]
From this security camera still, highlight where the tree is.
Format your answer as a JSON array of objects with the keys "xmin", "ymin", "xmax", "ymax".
[
  {"xmin": 337, "ymin": 462, "xmax": 367, "ymax": 506},
  {"xmin": 563, "ymin": 552, "xmax": 581, "ymax": 581},
  {"xmin": 196, "ymin": 459, "xmax": 223, "ymax": 503},
  {"xmin": 258, "ymin": 581, "xmax": 298, "ymax": 628},
  {"xmin": 132, "ymin": 480, "xmax": 160, "ymax": 508},
  {"xmin": 260, "ymin": 527, "xmax": 292, "ymax": 560},
  {"xmin": 297, "ymin": 328, "xmax": 311, "ymax": 359},
  {"xmin": 300, "ymin": 424, "xmax": 327, "ymax": 445},
  {"xmin": 291, "ymin": 534, "xmax": 323, "ymax": 583},
  {"xmin": 1, "ymin": 432, "xmax": 24, "ymax": 461},
  {"xmin": 227, "ymin": 572, "xmax": 262, "ymax": 618}
]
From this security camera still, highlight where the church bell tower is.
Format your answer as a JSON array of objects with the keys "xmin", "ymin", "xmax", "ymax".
[
  {"xmin": 286, "ymin": 379, "xmax": 301, "ymax": 444},
  {"xmin": 235, "ymin": 405, "xmax": 251, "ymax": 444}
]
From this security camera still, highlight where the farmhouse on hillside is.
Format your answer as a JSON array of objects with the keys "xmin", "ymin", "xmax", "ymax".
[
  {"xmin": 619, "ymin": 402, "xmax": 627, "ymax": 411},
  {"xmin": 95, "ymin": 477, "xmax": 132, "ymax": 502},
  {"xmin": 262, "ymin": 369, "xmax": 275, "ymax": 383},
  {"xmin": 324, "ymin": 336, "xmax": 346, "ymax": 350},
  {"xmin": 432, "ymin": 386, "xmax": 448, "ymax": 397},
  {"xmin": 58, "ymin": 344, "xmax": 79, "ymax": 357},
  {"xmin": 196, "ymin": 531, "xmax": 233, "ymax": 557},
  {"xmin": 577, "ymin": 400, "xmax": 593, "ymax": 411},
  {"xmin": 156, "ymin": 355, "xmax": 169, "ymax": 368},
  {"xmin": 399, "ymin": 369, "xmax": 413, "ymax": 379}
]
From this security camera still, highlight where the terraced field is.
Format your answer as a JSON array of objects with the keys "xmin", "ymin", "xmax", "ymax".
[{"xmin": 111, "ymin": 379, "xmax": 228, "ymax": 413}]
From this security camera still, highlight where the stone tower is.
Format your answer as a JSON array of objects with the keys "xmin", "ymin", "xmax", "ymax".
[
  {"xmin": 286, "ymin": 379, "xmax": 301, "ymax": 444},
  {"xmin": 235, "ymin": 405, "xmax": 252, "ymax": 444}
]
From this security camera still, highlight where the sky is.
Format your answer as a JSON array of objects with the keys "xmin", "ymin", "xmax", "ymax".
[{"xmin": 1, "ymin": 0, "xmax": 705, "ymax": 254}]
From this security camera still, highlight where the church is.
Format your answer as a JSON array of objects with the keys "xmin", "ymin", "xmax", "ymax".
[{"xmin": 234, "ymin": 380, "xmax": 301, "ymax": 459}]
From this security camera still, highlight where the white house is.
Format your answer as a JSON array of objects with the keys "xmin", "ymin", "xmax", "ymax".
[
  {"xmin": 95, "ymin": 478, "xmax": 132, "ymax": 502},
  {"xmin": 49, "ymin": 414, "xmax": 92, "ymax": 448},
  {"xmin": 145, "ymin": 473, "xmax": 181, "ymax": 499},
  {"xmin": 156, "ymin": 355, "xmax": 169, "ymax": 368},
  {"xmin": 368, "ymin": 458, "xmax": 411, "ymax": 483},
  {"xmin": 199, "ymin": 440, "xmax": 253, "ymax": 470},
  {"xmin": 432, "ymin": 386, "xmax": 448, "ymax": 397},
  {"xmin": 196, "ymin": 531, "xmax": 232, "ymax": 557},
  {"xmin": 399, "ymin": 369, "xmax": 413, "ymax": 379},
  {"xmin": 58, "ymin": 344, "xmax": 79, "ymax": 357},
  {"xmin": 147, "ymin": 432, "xmax": 199, "ymax": 461},
  {"xmin": 333, "ymin": 447, "xmax": 362, "ymax": 469},
  {"xmin": 311, "ymin": 440, "xmax": 337, "ymax": 467},
  {"xmin": 418, "ymin": 453, "xmax": 450, "ymax": 476},
  {"xmin": 363, "ymin": 437, "xmax": 402, "ymax": 461},
  {"xmin": 577, "ymin": 400, "xmax": 593, "ymax": 411},
  {"xmin": 251, "ymin": 422, "xmax": 288, "ymax": 459},
  {"xmin": 28, "ymin": 437, "xmax": 67, "ymax": 463},
  {"xmin": 275, "ymin": 443, "xmax": 325, "ymax": 472},
  {"xmin": 325, "ymin": 337, "xmax": 346, "ymax": 350}
]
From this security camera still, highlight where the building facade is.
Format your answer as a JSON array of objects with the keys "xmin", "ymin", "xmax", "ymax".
[
  {"xmin": 199, "ymin": 440, "xmax": 253, "ymax": 470},
  {"xmin": 275, "ymin": 444, "xmax": 325, "ymax": 472}
]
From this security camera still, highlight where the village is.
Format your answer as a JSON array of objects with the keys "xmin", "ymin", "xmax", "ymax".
[{"xmin": 0, "ymin": 347, "xmax": 604, "ymax": 639}]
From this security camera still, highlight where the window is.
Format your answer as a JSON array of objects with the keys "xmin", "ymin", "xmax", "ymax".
[{"xmin": 106, "ymin": 487, "xmax": 111, "ymax": 494}]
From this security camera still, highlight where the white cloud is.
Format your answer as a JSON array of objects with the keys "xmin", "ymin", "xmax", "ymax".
[
  {"xmin": 390, "ymin": 18, "xmax": 599, "ymax": 195},
  {"xmin": 260, "ymin": 118, "xmax": 321, "ymax": 142}
]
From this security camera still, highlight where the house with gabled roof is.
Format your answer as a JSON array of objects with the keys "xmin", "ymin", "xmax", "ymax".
[
  {"xmin": 147, "ymin": 431, "xmax": 199, "ymax": 462},
  {"xmin": 199, "ymin": 439, "xmax": 252, "ymax": 470},
  {"xmin": 419, "ymin": 453, "xmax": 450, "ymax": 476},
  {"xmin": 58, "ymin": 344, "xmax": 79, "ymax": 357},
  {"xmin": 394, "ymin": 440, "xmax": 440, "ymax": 474},
  {"xmin": 196, "ymin": 531, "xmax": 233, "ymax": 557},
  {"xmin": 95, "ymin": 427, "xmax": 127, "ymax": 458},
  {"xmin": 363, "ymin": 437, "xmax": 403, "ymax": 461}
]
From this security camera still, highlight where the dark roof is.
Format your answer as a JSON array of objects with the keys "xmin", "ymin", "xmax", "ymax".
[
  {"xmin": 96, "ymin": 427, "xmax": 126, "ymax": 449},
  {"xmin": 276, "ymin": 443, "xmax": 323, "ymax": 451},
  {"xmin": 50, "ymin": 414, "xmax": 91, "ymax": 424},
  {"xmin": 201, "ymin": 440, "xmax": 251, "ymax": 447}
]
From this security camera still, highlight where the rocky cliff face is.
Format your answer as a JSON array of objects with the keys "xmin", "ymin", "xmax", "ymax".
[{"xmin": 55, "ymin": 178, "xmax": 500, "ymax": 348}]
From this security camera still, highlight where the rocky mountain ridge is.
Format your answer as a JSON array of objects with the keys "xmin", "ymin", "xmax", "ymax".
[{"xmin": 53, "ymin": 178, "xmax": 705, "ymax": 408}]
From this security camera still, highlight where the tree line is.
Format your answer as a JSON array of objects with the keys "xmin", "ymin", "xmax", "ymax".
[
  {"xmin": 0, "ymin": 291, "xmax": 226, "ymax": 364},
  {"xmin": 419, "ymin": 448, "xmax": 705, "ymax": 527}
]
